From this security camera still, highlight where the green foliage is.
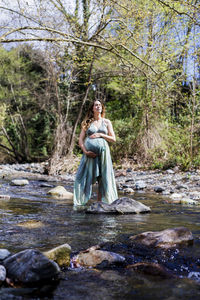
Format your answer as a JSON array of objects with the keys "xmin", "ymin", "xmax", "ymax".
[
  {"xmin": 149, "ymin": 120, "xmax": 200, "ymax": 171},
  {"xmin": 111, "ymin": 118, "xmax": 135, "ymax": 160},
  {"xmin": 0, "ymin": 45, "xmax": 55, "ymax": 162}
]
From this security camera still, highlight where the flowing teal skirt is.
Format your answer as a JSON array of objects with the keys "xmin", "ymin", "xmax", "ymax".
[{"xmin": 73, "ymin": 137, "xmax": 118, "ymax": 206}]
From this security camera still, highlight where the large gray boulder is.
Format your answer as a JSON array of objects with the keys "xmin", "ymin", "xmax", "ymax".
[
  {"xmin": 86, "ymin": 197, "xmax": 151, "ymax": 214},
  {"xmin": 3, "ymin": 249, "xmax": 60, "ymax": 284},
  {"xmin": 130, "ymin": 227, "xmax": 193, "ymax": 249}
]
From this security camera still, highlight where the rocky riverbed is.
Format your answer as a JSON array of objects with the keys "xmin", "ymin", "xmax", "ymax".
[
  {"xmin": 0, "ymin": 162, "xmax": 200, "ymax": 299},
  {"xmin": 1, "ymin": 162, "xmax": 200, "ymax": 205}
]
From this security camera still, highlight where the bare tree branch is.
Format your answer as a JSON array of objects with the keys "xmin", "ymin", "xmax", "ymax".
[{"xmin": 155, "ymin": 0, "xmax": 200, "ymax": 26}]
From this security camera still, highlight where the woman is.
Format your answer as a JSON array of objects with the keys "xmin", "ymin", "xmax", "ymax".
[{"xmin": 73, "ymin": 100, "xmax": 118, "ymax": 206}]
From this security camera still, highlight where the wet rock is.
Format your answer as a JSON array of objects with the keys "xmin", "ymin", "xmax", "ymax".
[
  {"xmin": 122, "ymin": 184, "xmax": 130, "ymax": 188},
  {"xmin": 188, "ymin": 271, "xmax": 200, "ymax": 282},
  {"xmin": 135, "ymin": 181, "xmax": 147, "ymax": 190},
  {"xmin": 73, "ymin": 248, "xmax": 125, "ymax": 268},
  {"xmin": 0, "ymin": 249, "xmax": 11, "ymax": 260},
  {"xmin": 86, "ymin": 202, "xmax": 116, "ymax": 213},
  {"xmin": 127, "ymin": 262, "xmax": 175, "ymax": 278},
  {"xmin": 0, "ymin": 265, "xmax": 6, "ymax": 284},
  {"xmin": 39, "ymin": 183, "xmax": 55, "ymax": 188},
  {"xmin": 113, "ymin": 198, "xmax": 151, "ymax": 213},
  {"xmin": 162, "ymin": 190, "xmax": 171, "ymax": 195},
  {"xmin": 11, "ymin": 179, "xmax": 29, "ymax": 186},
  {"xmin": 99, "ymin": 270, "xmax": 123, "ymax": 281},
  {"xmin": 176, "ymin": 184, "xmax": 188, "ymax": 190},
  {"xmin": 116, "ymin": 182, "xmax": 123, "ymax": 190},
  {"xmin": 17, "ymin": 220, "xmax": 44, "ymax": 229},
  {"xmin": 3, "ymin": 249, "xmax": 60, "ymax": 284},
  {"xmin": 170, "ymin": 193, "xmax": 185, "ymax": 203},
  {"xmin": 47, "ymin": 186, "xmax": 73, "ymax": 199},
  {"xmin": 123, "ymin": 188, "xmax": 134, "ymax": 194},
  {"xmin": 43, "ymin": 243, "xmax": 71, "ymax": 267},
  {"xmin": 180, "ymin": 198, "xmax": 199, "ymax": 205},
  {"xmin": 154, "ymin": 186, "xmax": 165, "ymax": 193},
  {"xmin": 86, "ymin": 197, "xmax": 151, "ymax": 214},
  {"xmin": 125, "ymin": 178, "xmax": 134, "ymax": 183},
  {"xmin": 189, "ymin": 191, "xmax": 200, "ymax": 200},
  {"xmin": 130, "ymin": 227, "xmax": 193, "ymax": 249},
  {"xmin": 115, "ymin": 171, "xmax": 126, "ymax": 177},
  {"xmin": 166, "ymin": 169, "xmax": 175, "ymax": 174},
  {"xmin": 0, "ymin": 195, "xmax": 10, "ymax": 200}
]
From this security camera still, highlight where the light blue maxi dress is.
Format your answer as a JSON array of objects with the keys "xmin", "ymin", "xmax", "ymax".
[{"xmin": 73, "ymin": 119, "xmax": 118, "ymax": 206}]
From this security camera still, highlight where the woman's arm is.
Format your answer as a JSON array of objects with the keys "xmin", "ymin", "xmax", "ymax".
[
  {"xmin": 79, "ymin": 128, "xmax": 97, "ymax": 158},
  {"xmin": 90, "ymin": 119, "xmax": 116, "ymax": 143}
]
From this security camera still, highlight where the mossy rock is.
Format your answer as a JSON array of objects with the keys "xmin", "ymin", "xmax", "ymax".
[{"xmin": 43, "ymin": 243, "xmax": 71, "ymax": 267}]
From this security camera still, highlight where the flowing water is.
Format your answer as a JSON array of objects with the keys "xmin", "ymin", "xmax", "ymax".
[{"xmin": 0, "ymin": 177, "xmax": 200, "ymax": 299}]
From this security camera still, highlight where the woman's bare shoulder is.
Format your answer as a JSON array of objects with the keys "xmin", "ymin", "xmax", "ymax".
[{"xmin": 103, "ymin": 118, "xmax": 112, "ymax": 126}]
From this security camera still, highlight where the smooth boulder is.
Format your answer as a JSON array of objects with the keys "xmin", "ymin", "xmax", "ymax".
[
  {"xmin": 11, "ymin": 179, "xmax": 29, "ymax": 186},
  {"xmin": 3, "ymin": 249, "xmax": 60, "ymax": 284},
  {"xmin": 86, "ymin": 197, "xmax": 151, "ymax": 214},
  {"xmin": 47, "ymin": 186, "xmax": 73, "ymax": 199},
  {"xmin": 0, "ymin": 249, "xmax": 11, "ymax": 260},
  {"xmin": 130, "ymin": 227, "xmax": 193, "ymax": 249},
  {"xmin": 72, "ymin": 247, "xmax": 125, "ymax": 268}
]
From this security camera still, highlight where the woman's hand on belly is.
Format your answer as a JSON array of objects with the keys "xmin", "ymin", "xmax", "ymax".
[
  {"xmin": 89, "ymin": 133, "xmax": 102, "ymax": 139},
  {"xmin": 85, "ymin": 151, "xmax": 97, "ymax": 158}
]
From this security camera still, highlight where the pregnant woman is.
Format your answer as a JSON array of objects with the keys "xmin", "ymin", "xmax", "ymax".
[{"xmin": 73, "ymin": 100, "xmax": 118, "ymax": 206}]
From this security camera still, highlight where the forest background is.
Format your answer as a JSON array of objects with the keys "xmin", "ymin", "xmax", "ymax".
[{"xmin": 0, "ymin": 0, "xmax": 200, "ymax": 174}]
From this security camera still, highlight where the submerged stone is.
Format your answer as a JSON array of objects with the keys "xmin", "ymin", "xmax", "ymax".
[
  {"xmin": 43, "ymin": 243, "xmax": 71, "ymax": 267},
  {"xmin": 86, "ymin": 197, "xmax": 151, "ymax": 214},
  {"xmin": 16, "ymin": 220, "xmax": 45, "ymax": 228},
  {"xmin": 130, "ymin": 227, "xmax": 193, "ymax": 249},
  {"xmin": 127, "ymin": 262, "xmax": 175, "ymax": 278},
  {"xmin": 3, "ymin": 249, "xmax": 60, "ymax": 284}
]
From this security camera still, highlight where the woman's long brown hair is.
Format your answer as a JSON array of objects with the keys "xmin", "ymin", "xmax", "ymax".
[{"xmin": 81, "ymin": 100, "xmax": 105, "ymax": 131}]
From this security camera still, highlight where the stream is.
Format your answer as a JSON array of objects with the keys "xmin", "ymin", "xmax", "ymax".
[{"xmin": 0, "ymin": 175, "xmax": 200, "ymax": 299}]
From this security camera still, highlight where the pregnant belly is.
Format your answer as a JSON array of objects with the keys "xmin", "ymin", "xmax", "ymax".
[{"xmin": 85, "ymin": 137, "xmax": 106, "ymax": 155}]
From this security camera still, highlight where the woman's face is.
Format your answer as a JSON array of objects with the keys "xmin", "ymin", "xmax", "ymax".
[{"xmin": 93, "ymin": 101, "xmax": 102, "ymax": 114}]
